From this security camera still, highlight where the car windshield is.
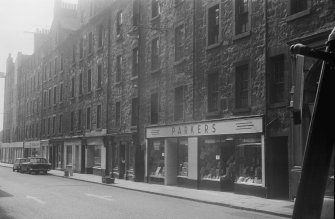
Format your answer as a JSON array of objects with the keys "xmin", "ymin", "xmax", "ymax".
[{"xmin": 29, "ymin": 158, "xmax": 47, "ymax": 164}]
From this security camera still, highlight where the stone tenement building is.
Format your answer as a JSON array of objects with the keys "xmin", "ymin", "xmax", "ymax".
[{"xmin": 2, "ymin": 0, "xmax": 334, "ymax": 200}]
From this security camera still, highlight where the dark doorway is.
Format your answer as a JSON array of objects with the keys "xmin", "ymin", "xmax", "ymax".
[
  {"xmin": 81, "ymin": 146, "xmax": 86, "ymax": 173},
  {"xmin": 269, "ymin": 136, "xmax": 289, "ymax": 199},
  {"xmin": 119, "ymin": 143, "xmax": 126, "ymax": 179}
]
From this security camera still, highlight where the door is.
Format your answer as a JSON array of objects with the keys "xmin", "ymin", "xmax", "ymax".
[
  {"xmin": 81, "ymin": 145, "xmax": 86, "ymax": 173},
  {"xmin": 269, "ymin": 136, "xmax": 289, "ymax": 199},
  {"xmin": 119, "ymin": 143, "xmax": 126, "ymax": 179}
]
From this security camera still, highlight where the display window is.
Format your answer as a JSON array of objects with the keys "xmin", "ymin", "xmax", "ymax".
[
  {"xmin": 199, "ymin": 136, "xmax": 235, "ymax": 181},
  {"xmin": 128, "ymin": 143, "xmax": 135, "ymax": 177},
  {"xmin": 66, "ymin": 146, "xmax": 72, "ymax": 165},
  {"xmin": 149, "ymin": 140, "xmax": 165, "ymax": 178},
  {"xmin": 94, "ymin": 145, "xmax": 101, "ymax": 166},
  {"xmin": 235, "ymin": 135, "xmax": 262, "ymax": 186},
  {"xmin": 177, "ymin": 139, "xmax": 188, "ymax": 177}
]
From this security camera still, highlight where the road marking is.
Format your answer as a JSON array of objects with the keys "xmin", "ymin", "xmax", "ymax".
[
  {"xmin": 26, "ymin": 195, "xmax": 46, "ymax": 204},
  {"xmin": 85, "ymin": 193, "xmax": 114, "ymax": 201}
]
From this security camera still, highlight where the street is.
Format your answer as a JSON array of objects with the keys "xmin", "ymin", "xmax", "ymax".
[{"xmin": 0, "ymin": 166, "xmax": 286, "ymax": 219}]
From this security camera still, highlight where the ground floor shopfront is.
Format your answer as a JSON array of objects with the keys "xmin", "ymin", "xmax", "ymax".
[
  {"xmin": 23, "ymin": 141, "xmax": 41, "ymax": 158},
  {"xmin": 145, "ymin": 116, "xmax": 270, "ymax": 197},
  {"xmin": 0, "ymin": 142, "xmax": 24, "ymax": 163}
]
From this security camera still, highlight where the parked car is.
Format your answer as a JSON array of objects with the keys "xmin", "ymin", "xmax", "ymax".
[
  {"xmin": 12, "ymin": 158, "xmax": 28, "ymax": 172},
  {"xmin": 20, "ymin": 157, "xmax": 51, "ymax": 174}
]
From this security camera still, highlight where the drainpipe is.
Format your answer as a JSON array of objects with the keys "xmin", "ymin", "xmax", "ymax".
[{"xmin": 106, "ymin": 14, "xmax": 112, "ymax": 176}]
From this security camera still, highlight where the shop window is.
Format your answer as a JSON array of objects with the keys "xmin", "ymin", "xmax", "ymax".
[
  {"xmin": 234, "ymin": 0, "xmax": 250, "ymax": 35},
  {"xmin": 150, "ymin": 93, "xmax": 159, "ymax": 124},
  {"xmin": 96, "ymin": 105, "xmax": 102, "ymax": 129},
  {"xmin": 88, "ymin": 32, "xmax": 93, "ymax": 54},
  {"xmin": 66, "ymin": 146, "xmax": 72, "ymax": 165},
  {"xmin": 235, "ymin": 64, "xmax": 249, "ymax": 109},
  {"xmin": 132, "ymin": 47, "xmax": 139, "ymax": 77},
  {"xmin": 115, "ymin": 101, "xmax": 121, "ymax": 126},
  {"xmin": 175, "ymin": 24, "xmax": 185, "ymax": 61},
  {"xmin": 57, "ymin": 146, "xmax": 62, "ymax": 167},
  {"xmin": 290, "ymin": 0, "xmax": 307, "ymax": 15},
  {"xmin": 235, "ymin": 135, "xmax": 262, "ymax": 185},
  {"xmin": 151, "ymin": 38, "xmax": 159, "ymax": 70},
  {"xmin": 87, "ymin": 69, "xmax": 92, "ymax": 92},
  {"xmin": 94, "ymin": 146, "xmax": 101, "ymax": 166},
  {"xmin": 177, "ymin": 139, "xmax": 188, "ymax": 176},
  {"xmin": 270, "ymin": 55, "xmax": 285, "ymax": 104},
  {"xmin": 97, "ymin": 64, "xmax": 102, "ymax": 88},
  {"xmin": 199, "ymin": 136, "xmax": 235, "ymax": 181},
  {"xmin": 116, "ymin": 11, "xmax": 122, "ymax": 36},
  {"xmin": 149, "ymin": 140, "xmax": 165, "ymax": 177},
  {"xmin": 79, "ymin": 73, "xmax": 83, "ymax": 95},
  {"xmin": 207, "ymin": 4, "xmax": 220, "ymax": 46},
  {"xmin": 174, "ymin": 86, "xmax": 184, "ymax": 121},
  {"xmin": 86, "ymin": 107, "xmax": 91, "ymax": 130},
  {"xmin": 116, "ymin": 55, "xmax": 122, "ymax": 82},
  {"xmin": 151, "ymin": 0, "xmax": 160, "ymax": 18},
  {"xmin": 208, "ymin": 72, "xmax": 219, "ymax": 113},
  {"xmin": 131, "ymin": 97, "xmax": 138, "ymax": 126}
]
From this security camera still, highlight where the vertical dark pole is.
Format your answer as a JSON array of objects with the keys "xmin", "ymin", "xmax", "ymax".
[{"xmin": 292, "ymin": 30, "xmax": 335, "ymax": 219}]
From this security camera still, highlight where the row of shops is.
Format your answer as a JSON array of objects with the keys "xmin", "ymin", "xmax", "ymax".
[{"xmin": 1, "ymin": 116, "xmax": 291, "ymax": 198}]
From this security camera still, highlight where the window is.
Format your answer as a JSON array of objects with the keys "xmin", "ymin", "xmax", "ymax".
[
  {"xmin": 149, "ymin": 140, "xmax": 164, "ymax": 177},
  {"xmin": 59, "ymin": 114, "xmax": 63, "ymax": 133},
  {"xmin": 52, "ymin": 116, "xmax": 56, "ymax": 134},
  {"xmin": 132, "ymin": 47, "xmax": 139, "ymax": 76},
  {"xmin": 174, "ymin": 86, "xmax": 184, "ymax": 121},
  {"xmin": 115, "ymin": 101, "xmax": 120, "ymax": 126},
  {"xmin": 88, "ymin": 32, "xmax": 93, "ymax": 54},
  {"xmin": 98, "ymin": 25, "xmax": 103, "ymax": 48},
  {"xmin": 59, "ymin": 83, "xmax": 63, "ymax": 102},
  {"xmin": 87, "ymin": 69, "xmax": 92, "ymax": 92},
  {"xmin": 79, "ymin": 38, "xmax": 84, "ymax": 59},
  {"xmin": 116, "ymin": 55, "xmax": 122, "ymax": 82},
  {"xmin": 151, "ymin": 38, "xmax": 159, "ymax": 70},
  {"xmin": 71, "ymin": 76, "xmax": 75, "ymax": 97},
  {"xmin": 53, "ymin": 86, "xmax": 57, "ymax": 105},
  {"xmin": 133, "ymin": 0, "xmax": 140, "ymax": 26},
  {"xmin": 71, "ymin": 111, "xmax": 74, "ymax": 132},
  {"xmin": 97, "ymin": 104, "xmax": 102, "ymax": 129},
  {"xmin": 131, "ymin": 97, "xmax": 138, "ymax": 126},
  {"xmin": 235, "ymin": 64, "xmax": 249, "ymax": 109},
  {"xmin": 54, "ymin": 57, "xmax": 58, "ymax": 74},
  {"xmin": 235, "ymin": 0, "xmax": 249, "ymax": 35},
  {"xmin": 151, "ymin": 0, "xmax": 160, "ymax": 18},
  {"xmin": 86, "ymin": 107, "xmax": 91, "ymax": 129},
  {"xmin": 66, "ymin": 146, "xmax": 72, "ymax": 165},
  {"xmin": 208, "ymin": 73, "xmax": 219, "ymax": 112},
  {"xmin": 49, "ymin": 62, "xmax": 52, "ymax": 78},
  {"xmin": 79, "ymin": 73, "xmax": 83, "ymax": 95},
  {"xmin": 270, "ymin": 55, "xmax": 285, "ymax": 104},
  {"xmin": 43, "ymin": 91, "xmax": 47, "ymax": 108},
  {"xmin": 175, "ymin": 25, "xmax": 185, "ymax": 61},
  {"xmin": 290, "ymin": 0, "xmax": 307, "ymax": 15},
  {"xmin": 97, "ymin": 64, "xmax": 102, "ymax": 88},
  {"xmin": 208, "ymin": 4, "xmax": 220, "ymax": 46},
  {"xmin": 48, "ymin": 89, "xmax": 52, "ymax": 107},
  {"xmin": 116, "ymin": 11, "xmax": 122, "ymax": 36},
  {"xmin": 48, "ymin": 117, "xmax": 51, "ymax": 135},
  {"xmin": 78, "ymin": 109, "xmax": 82, "ymax": 130},
  {"xmin": 94, "ymin": 146, "xmax": 101, "ymax": 166},
  {"xmin": 60, "ymin": 55, "xmax": 64, "ymax": 71},
  {"xmin": 178, "ymin": 139, "xmax": 188, "ymax": 176},
  {"xmin": 72, "ymin": 44, "xmax": 76, "ymax": 63},
  {"xmin": 150, "ymin": 93, "xmax": 158, "ymax": 124}
]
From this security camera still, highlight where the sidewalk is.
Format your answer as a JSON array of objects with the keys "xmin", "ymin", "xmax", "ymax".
[{"xmin": 1, "ymin": 162, "xmax": 293, "ymax": 218}]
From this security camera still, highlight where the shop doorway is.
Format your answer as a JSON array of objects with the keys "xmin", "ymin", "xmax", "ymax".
[
  {"xmin": 119, "ymin": 143, "xmax": 126, "ymax": 179},
  {"xmin": 269, "ymin": 136, "xmax": 289, "ymax": 199},
  {"xmin": 81, "ymin": 146, "xmax": 86, "ymax": 173}
]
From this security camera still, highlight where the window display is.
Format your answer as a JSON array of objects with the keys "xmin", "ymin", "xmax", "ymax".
[
  {"xmin": 177, "ymin": 139, "xmax": 188, "ymax": 177},
  {"xmin": 149, "ymin": 140, "xmax": 165, "ymax": 177},
  {"xmin": 66, "ymin": 146, "xmax": 72, "ymax": 165},
  {"xmin": 235, "ymin": 135, "xmax": 262, "ymax": 185},
  {"xmin": 94, "ymin": 146, "xmax": 101, "ymax": 166}
]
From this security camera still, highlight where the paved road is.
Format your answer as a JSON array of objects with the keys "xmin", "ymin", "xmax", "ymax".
[{"xmin": 0, "ymin": 167, "xmax": 286, "ymax": 219}]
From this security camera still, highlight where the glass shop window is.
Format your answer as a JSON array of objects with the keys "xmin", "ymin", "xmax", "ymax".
[
  {"xmin": 94, "ymin": 146, "xmax": 101, "ymax": 166},
  {"xmin": 66, "ymin": 146, "xmax": 72, "ymax": 165},
  {"xmin": 177, "ymin": 139, "xmax": 188, "ymax": 177},
  {"xmin": 235, "ymin": 135, "xmax": 262, "ymax": 185},
  {"xmin": 199, "ymin": 136, "xmax": 235, "ymax": 181},
  {"xmin": 149, "ymin": 140, "xmax": 165, "ymax": 177}
]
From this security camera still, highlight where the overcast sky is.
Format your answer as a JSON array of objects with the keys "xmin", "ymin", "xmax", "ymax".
[{"xmin": 0, "ymin": 0, "xmax": 77, "ymax": 132}]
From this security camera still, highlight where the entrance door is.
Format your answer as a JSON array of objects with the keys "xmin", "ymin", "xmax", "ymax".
[
  {"xmin": 81, "ymin": 146, "xmax": 86, "ymax": 173},
  {"xmin": 269, "ymin": 136, "xmax": 289, "ymax": 199},
  {"xmin": 119, "ymin": 143, "xmax": 126, "ymax": 179}
]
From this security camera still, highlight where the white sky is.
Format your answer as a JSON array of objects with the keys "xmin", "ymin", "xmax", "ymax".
[{"xmin": 0, "ymin": 0, "xmax": 76, "ymax": 132}]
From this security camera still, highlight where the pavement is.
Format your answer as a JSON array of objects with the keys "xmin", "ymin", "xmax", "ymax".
[{"xmin": 0, "ymin": 162, "xmax": 294, "ymax": 218}]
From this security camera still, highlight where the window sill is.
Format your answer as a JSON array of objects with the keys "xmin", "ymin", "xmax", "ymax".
[
  {"xmin": 233, "ymin": 107, "xmax": 251, "ymax": 114},
  {"xmin": 233, "ymin": 31, "xmax": 251, "ymax": 41},
  {"xmin": 286, "ymin": 8, "xmax": 311, "ymax": 22},
  {"xmin": 206, "ymin": 42, "xmax": 221, "ymax": 50}
]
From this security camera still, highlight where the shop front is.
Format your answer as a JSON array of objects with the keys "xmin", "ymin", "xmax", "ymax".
[
  {"xmin": 64, "ymin": 139, "xmax": 83, "ymax": 173},
  {"xmin": 49, "ymin": 140, "xmax": 64, "ymax": 170},
  {"xmin": 0, "ymin": 142, "xmax": 24, "ymax": 163},
  {"xmin": 40, "ymin": 140, "xmax": 50, "ymax": 162},
  {"xmin": 145, "ymin": 116, "xmax": 266, "ymax": 197},
  {"xmin": 23, "ymin": 141, "xmax": 41, "ymax": 158},
  {"xmin": 84, "ymin": 137, "xmax": 106, "ymax": 176}
]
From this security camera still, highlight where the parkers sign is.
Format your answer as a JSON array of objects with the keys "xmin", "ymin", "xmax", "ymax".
[{"xmin": 146, "ymin": 116, "xmax": 263, "ymax": 138}]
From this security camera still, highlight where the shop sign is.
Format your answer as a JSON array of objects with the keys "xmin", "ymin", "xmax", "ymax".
[
  {"xmin": 146, "ymin": 117, "xmax": 263, "ymax": 138},
  {"xmin": 1, "ymin": 142, "xmax": 24, "ymax": 148},
  {"xmin": 24, "ymin": 141, "xmax": 40, "ymax": 149}
]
